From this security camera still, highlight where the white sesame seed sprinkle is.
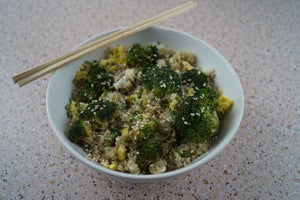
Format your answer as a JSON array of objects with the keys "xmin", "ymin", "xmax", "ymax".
[{"xmin": 160, "ymin": 83, "xmax": 166, "ymax": 88}]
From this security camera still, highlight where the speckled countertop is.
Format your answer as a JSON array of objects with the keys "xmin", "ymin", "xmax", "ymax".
[{"xmin": 1, "ymin": 0, "xmax": 299, "ymax": 199}]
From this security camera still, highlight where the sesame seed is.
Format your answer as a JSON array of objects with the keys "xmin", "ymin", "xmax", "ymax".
[
  {"xmin": 160, "ymin": 83, "xmax": 166, "ymax": 88},
  {"xmin": 184, "ymin": 121, "xmax": 189, "ymax": 125},
  {"xmin": 181, "ymin": 117, "xmax": 185, "ymax": 121},
  {"xmin": 203, "ymin": 82, "xmax": 206, "ymax": 87},
  {"xmin": 190, "ymin": 113, "xmax": 195, "ymax": 116}
]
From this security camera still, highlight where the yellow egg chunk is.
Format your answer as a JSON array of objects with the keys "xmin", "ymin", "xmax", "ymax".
[
  {"xmin": 117, "ymin": 144, "xmax": 126, "ymax": 161},
  {"xmin": 100, "ymin": 45, "xmax": 127, "ymax": 70},
  {"xmin": 73, "ymin": 71, "xmax": 87, "ymax": 84},
  {"xmin": 217, "ymin": 95, "xmax": 234, "ymax": 115},
  {"xmin": 169, "ymin": 98, "xmax": 179, "ymax": 111},
  {"xmin": 181, "ymin": 61, "xmax": 194, "ymax": 71}
]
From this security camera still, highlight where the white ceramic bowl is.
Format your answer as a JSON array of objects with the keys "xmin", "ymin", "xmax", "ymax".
[{"xmin": 46, "ymin": 26, "xmax": 244, "ymax": 182}]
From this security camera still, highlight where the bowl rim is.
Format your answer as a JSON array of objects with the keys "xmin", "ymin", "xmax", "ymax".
[{"xmin": 46, "ymin": 25, "xmax": 244, "ymax": 181}]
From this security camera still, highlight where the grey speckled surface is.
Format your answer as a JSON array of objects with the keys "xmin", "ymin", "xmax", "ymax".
[{"xmin": 1, "ymin": 0, "xmax": 300, "ymax": 199}]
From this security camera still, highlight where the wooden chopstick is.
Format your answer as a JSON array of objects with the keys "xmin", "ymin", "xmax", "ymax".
[
  {"xmin": 13, "ymin": 1, "xmax": 197, "ymax": 87},
  {"xmin": 13, "ymin": 1, "xmax": 196, "ymax": 84}
]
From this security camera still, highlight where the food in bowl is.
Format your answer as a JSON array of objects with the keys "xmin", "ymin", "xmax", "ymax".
[{"xmin": 65, "ymin": 43, "xmax": 233, "ymax": 175}]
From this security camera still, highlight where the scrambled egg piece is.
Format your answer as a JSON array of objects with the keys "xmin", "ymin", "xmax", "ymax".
[
  {"xmin": 68, "ymin": 101, "xmax": 87, "ymax": 116},
  {"xmin": 100, "ymin": 45, "xmax": 127, "ymax": 71},
  {"xmin": 117, "ymin": 144, "xmax": 126, "ymax": 161},
  {"xmin": 217, "ymin": 95, "xmax": 234, "ymax": 115},
  {"xmin": 125, "ymin": 94, "xmax": 137, "ymax": 103},
  {"xmin": 73, "ymin": 71, "xmax": 88, "ymax": 85},
  {"xmin": 187, "ymin": 88, "xmax": 195, "ymax": 96},
  {"xmin": 69, "ymin": 101, "xmax": 78, "ymax": 115},
  {"xmin": 120, "ymin": 124, "xmax": 131, "ymax": 141},
  {"xmin": 101, "ymin": 160, "xmax": 118, "ymax": 170},
  {"xmin": 181, "ymin": 61, "xmax": 194, "ymax": 71},
  {"xmin": 169, "ymin": 94, "xmax": 179, "ymax": 111}
]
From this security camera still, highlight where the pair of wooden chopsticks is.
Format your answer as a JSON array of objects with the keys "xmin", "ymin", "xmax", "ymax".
[{"xmin": 12, "ymin": 1, "xmax": 197, "ymax": 87}]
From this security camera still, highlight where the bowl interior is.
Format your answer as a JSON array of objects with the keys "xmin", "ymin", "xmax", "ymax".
[{"xmin": 46, "ymin": 26, "xmax": 244, "ymax": 181}]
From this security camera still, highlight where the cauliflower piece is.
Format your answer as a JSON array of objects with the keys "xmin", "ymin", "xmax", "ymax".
[
  {"xmin": 125, "ymin": 159, "xmax": 140, "ymax": 174},
  {"xmin": 149, "ymin": 159, "xmax": 167, "ymax": 174},
  {"xmin": 113, "ymin": 69, "xmax": 136, "ymax": 90}
]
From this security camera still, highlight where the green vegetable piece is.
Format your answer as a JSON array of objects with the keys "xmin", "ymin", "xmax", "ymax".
[
  {"xmin": 80, "ymin": 100, "xmax": 117, "ymax": 121},
  {"xmin": 67, "ymin": 120, "xmax": 91, "ymax": 144},
  {"xmin": 142, "ymin": 66, "xmax": 181, "ymax": 96},
  {"xmin": 181, "ymin": 110, "xmax": 220, "ymax": 143},
  {"xmin": 136, "ymin": 139, "xmax": 163, "ymax": 171},
  {"xmin": 127, "ymin": 43, "xmax": 160, "ymax": 68},
  {"xmin": 182, "ymin": 150, "xmax": 191, "ymax": 158},
  {"xmin": 181, "ymin": 68, "xmax": 207, "ymax": 90},
  {"xmin": 138, "ymin": 124, "xmax": 157, "ymax": 140},
  {"xmin": 175, "ymin": 87, "xmax": 220, "ymax": 143},
  {"xmin": 72, "ymin": 62, "xmax": 114, "ymax": 103}
]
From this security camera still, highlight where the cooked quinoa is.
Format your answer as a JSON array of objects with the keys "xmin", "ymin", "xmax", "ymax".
[{"xmin": 65, "ymin": 43, "xmax": 234, "ymax": 174}]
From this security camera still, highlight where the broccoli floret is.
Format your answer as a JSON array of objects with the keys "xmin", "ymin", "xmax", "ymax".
[
  {"xmin": 67, "ymin": 120, "xmax": 93, "ymax": 144},
  {"xmin": 139, "ymin": 124, "xmax": 156, "ymax": 140},
  {"xmin": 181, "ymin": 110, "xmax": 220, "ymax": 143},
  {"xmin": 181, "ymin": 68, "xmax": 207, "ymax": 90},
  {"xmin": 174, "ymin": 87, "xmax": 220, "ymax": 143},
  {"xmin": 72, "ymin": 61, "xmax": 114, "ymax": 103},
  {"xmin": 142, "ymin": 66, "xmax": 181, "ymax": 96},
  {"xmin": 79, "ymin": 99, "xmax": 117, "ymax": 121},
  {"xmin": 127, "ymin": 43, "xmax": 160, "ymax": 68},
  {"xmin": 133, "ymin": 116, "xmax": 175, "ymax": 172},
  {"xmin": 136, "ymin": 139, "xmax": 163, "ymax": 172}
]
